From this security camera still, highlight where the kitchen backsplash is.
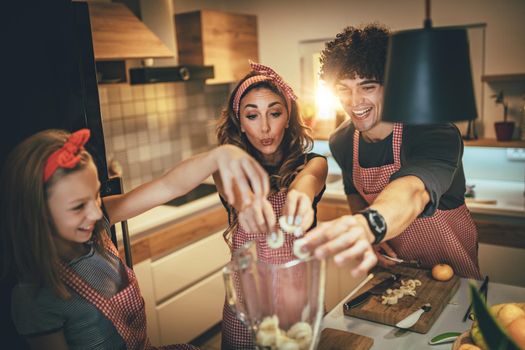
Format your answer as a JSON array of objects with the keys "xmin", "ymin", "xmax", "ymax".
[{"xmin": 99, "ymin": 82, "xmax": 230, "ymax": 191}]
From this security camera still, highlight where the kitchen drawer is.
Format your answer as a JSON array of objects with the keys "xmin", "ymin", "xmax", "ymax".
[
  {"xmin": 156, "ymin": 270, "xmax": 225, "ymax": 344},
  {"xmin": 151, "ymin": 230, "xmax": 230, "ymax": 302}
]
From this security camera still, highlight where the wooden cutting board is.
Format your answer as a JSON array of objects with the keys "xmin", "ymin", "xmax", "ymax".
[
  {"xmin": 318, "ymin": 328, "xmax": 374, "ymax": 350},
  {"xmin": 343, "ymin": 265, "xmax": 460, "ymax": 333}
]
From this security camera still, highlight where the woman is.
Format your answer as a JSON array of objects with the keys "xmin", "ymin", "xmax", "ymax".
[{"xmin": 214, "ymin": 62, "xmax": 328, "ymax": 349}]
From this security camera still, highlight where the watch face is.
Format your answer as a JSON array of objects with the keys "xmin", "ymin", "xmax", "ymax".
[{"xmin": 369, "ymin": 211, "xmax": 386, "ymax": 234}]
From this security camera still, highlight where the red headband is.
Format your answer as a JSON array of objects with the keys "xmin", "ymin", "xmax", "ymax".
[
  {"xmin": 233, "ymin": 61, "xmax": 298, "ymax": 118},
  {"xmin": 43, "ymin": 129, "xmax": 91, "ymax": 182}
]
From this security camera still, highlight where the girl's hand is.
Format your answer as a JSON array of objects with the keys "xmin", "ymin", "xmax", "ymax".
[
  {"xmin": 214, "ymin": 145, "xmax": 270, "ymax": 208},
  {"xmin": 299, "ymin": 215, "xmax": 377, "ymax": 278},
  {"xmin": 238, "ymin": 196, "xmax": 276, "ymax": 235},
  {"xmin": 282, "ymin": 189, "xmax": 314, "ymax": 235}
]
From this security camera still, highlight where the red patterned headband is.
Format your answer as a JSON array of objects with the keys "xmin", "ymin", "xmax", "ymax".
[
  {"xmin": 233, "ymin": 61, "xmax": 298, "ymax": 118},
  {"xmin": 43, "ymin": 129, "xmax": 91, "ymax": 182}
]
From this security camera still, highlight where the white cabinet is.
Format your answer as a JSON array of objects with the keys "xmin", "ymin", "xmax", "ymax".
[
  {"xmin": 157, "ymin": 270, "xmax": 225, "ymax": 344},
  {"xmin": 133, "ymin": 230, "xmax": 230, "ymax": 346}
]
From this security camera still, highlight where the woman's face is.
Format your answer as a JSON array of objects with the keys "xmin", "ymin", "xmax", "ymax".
[
  {"xmin": 239, "ymin": 87, "xmax": 289, "ymax": 164},
  {"xmin": 47, "ymin": 161, "xmax": 102, "ymax": 251},
  {"xmin": 335, "ymin": 76, "xmax": 384, "ymax": 133}
]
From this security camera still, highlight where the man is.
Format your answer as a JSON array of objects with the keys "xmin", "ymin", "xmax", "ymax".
[{"xmin": 301, "ymin": 23, "xmax": 481, "ymax": 279}]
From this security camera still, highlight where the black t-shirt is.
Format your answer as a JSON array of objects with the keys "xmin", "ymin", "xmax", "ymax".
[
  {"xmin": 329, "ymin": 121, "xmax": 466, "ymax": 217},
  {"xmin": 219, "ymin": 152, "xmax": 326, "ymax": 227}
]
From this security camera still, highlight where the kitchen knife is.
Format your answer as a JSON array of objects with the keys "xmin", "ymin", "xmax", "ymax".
[
  {"xmin": 344, "ymin": 273, "xmax": 401, "ymax": 310},
  {"xmin": 395, "ymin": 303, "xmax": 432, "ymax": 329}
]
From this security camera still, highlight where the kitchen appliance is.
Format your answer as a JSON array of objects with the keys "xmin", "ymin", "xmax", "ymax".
[
  {"xmin": 343, "ymin": 266, "xmax": 460, "ymax": 334},
  {"xmin": 2, "ymin": 1, "xmax": 131, "ymax": 346},
  {"xmin": 223, "ymin": 240, "xmax": 326, "ymax": 350}
]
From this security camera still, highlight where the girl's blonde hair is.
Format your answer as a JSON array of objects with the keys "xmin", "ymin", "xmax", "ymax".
[
  {"xmin": 216, "ymin": 72, "xmax": 313, "ymax": 249},
  {"xmin": 1, "ymin": 129, "xmax": 107, "ymax": 299}
]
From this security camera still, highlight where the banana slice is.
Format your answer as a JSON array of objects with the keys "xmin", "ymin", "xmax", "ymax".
[
  {"xmin": 293, "ymin": 239, "xmax": 310, "ymax": 259},
  {"xmin": 267, "ymin": 231, "xmax": 285, "ymax": 249},
  {"xmin": 279, "ymin": 216, "xmax": 300, "ymax": 234}
]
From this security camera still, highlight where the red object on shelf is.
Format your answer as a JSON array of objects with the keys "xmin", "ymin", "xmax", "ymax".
[{"xmin": 494, "ymin": 121, "xmax": 515, "ymax": 141}]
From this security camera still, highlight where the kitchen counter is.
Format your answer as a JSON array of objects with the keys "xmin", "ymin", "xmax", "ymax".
[
  {"xmin": 323, "ymin": 174, "xmax": 525, "ymax": 218},
  {"xmin": 115, "ymin": 193, "xmax": 222, "ymax": 242},
  {"xmin": 322, "ymin": 277, "xmax": 525, "ymax": 349}
]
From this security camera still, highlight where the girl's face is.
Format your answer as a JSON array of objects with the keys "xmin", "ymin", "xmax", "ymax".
[
  {"xmin": 239, "ymin": 88, "xmax": 289, "ymax": 164},
  {"xmin": 47, "ymin": 161, "xmax": 102, "ymax": 251}
]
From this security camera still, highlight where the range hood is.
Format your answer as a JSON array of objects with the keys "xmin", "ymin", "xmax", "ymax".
[
  {"xmin": 87, "ymin": 1, "xmax": 214, "ymax": 84},
  {"xmin": 129, "ymin": 65, "xmax": 214, "ymax": 84},
  {"xmin": 88, "ymin": 2, "xmax": 173, "ymax": 60}
]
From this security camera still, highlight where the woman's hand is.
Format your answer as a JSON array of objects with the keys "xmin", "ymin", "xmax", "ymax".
[
  {"xmin": 282, "ymin": 189, "xmax": 314, "ymax": 235},
  {"xmin": 238, "ymin": 196, "xmax": 276, "ymax": 235},
  {"xmin": 299, "ymin": 215, "xmax": 378, "ymax": 277},
  {"xmin": 214, "ymin": 145, "xmax": 270, "ymax": 207}
]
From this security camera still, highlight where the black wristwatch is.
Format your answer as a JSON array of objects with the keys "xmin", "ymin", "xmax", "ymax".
[{"xmin": 358, "ymin": 208, "xmax": 387, "ymax": 245}]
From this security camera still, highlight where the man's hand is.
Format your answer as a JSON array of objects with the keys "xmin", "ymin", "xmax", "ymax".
[
  {"xmin": 374, "ymin": 241, "xmax": 398, "ymax": 268},
  {"xmin": 299, "ymin": 215, "xmax": 378, "ymax": 278}
]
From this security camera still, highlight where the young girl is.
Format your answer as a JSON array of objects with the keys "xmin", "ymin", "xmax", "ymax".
[
  {"xmin": 0, "ymin": 128, "xmax": 270, "ymax": 350},
  {"xmin": 214, "ymin": 62, "xmax": 328, "ymax": 349}
]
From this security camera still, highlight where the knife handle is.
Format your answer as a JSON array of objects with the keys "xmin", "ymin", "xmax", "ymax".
[{"xmin": 344, "ymin": 291, "xmax": 371, "ymax": 310}]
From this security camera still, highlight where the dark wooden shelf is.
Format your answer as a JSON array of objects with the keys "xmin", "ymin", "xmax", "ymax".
[
  {"xmin": 481, "ymin": 73, "xmax": 525, "ymax": 83},
  {"xmin": 463, "ymin": 138, "xmax": 525, "ymax": 148}
]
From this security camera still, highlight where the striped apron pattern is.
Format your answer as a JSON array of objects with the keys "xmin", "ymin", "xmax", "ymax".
[
  {"xmin": 352, "ymin": 123, "xmax": 481, "ymax": 279},
  {"xmin": 59, "ymin": 233, "xmax": 197, "ymax": 350},
  {"xmin": 222, "ymin": 191, "xmax": 299, "ymax": 350}
]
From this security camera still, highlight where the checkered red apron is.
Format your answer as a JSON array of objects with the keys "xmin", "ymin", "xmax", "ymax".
[
  {"xmin": 58, "ymin": 233, "xmax": 198, "ymax": 350},
  {"xmin": 222, "ymin": 191, "xmax": 298, "ymax": 350},
  {"xmin": 352, "ymin": 123, "xmax": 481, "ymax": 279}
]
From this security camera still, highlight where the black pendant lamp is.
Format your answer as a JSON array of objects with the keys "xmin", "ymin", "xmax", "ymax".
[{"xmin": 382, "ymin": 0, "xmax": 478, "ymax": 124}]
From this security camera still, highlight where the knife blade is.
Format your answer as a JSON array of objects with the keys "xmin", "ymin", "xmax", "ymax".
[
  {"xmin": 395, "ymin": 303, "xmax": 432, "ymax": 329},
  {"xmin": 344, "ymin": 273, "xmax": 401, "ymax": 310}
]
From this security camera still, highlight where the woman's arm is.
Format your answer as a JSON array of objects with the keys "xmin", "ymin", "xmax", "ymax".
[{"xmin": 104, "ymin": 145, "xmax": 269, "ymax": 225}]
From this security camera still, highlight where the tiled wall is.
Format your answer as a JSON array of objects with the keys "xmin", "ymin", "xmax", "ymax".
[{"xmin": 98, "ymin": 82, "xmax": 230, "ymax": 191}]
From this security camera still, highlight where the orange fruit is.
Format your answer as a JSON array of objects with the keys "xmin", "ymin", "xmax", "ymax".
[
  {"xmin": 506, "ymin": 316, "xmax": 525, "ymax": 348},
  {"xmin": 431, "ymin": 263, "xmax": 454, "ymax": 281}
]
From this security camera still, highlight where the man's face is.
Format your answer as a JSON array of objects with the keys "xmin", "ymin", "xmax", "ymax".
[{"xmin": 335, "ymin": 77, "xmax": 384, "ymax": 132}]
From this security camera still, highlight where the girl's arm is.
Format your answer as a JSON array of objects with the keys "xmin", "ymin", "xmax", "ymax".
[
  {"xmin": 103, "ymin": 145, "xmax": 269, "ymax": 226},
  {"xmin": 213, "ymin": 168, "xmax": 275, "ymax": 234},
  {"xmin": 26, "ymin": 331, "xmax": 68, "ymax": 350}
]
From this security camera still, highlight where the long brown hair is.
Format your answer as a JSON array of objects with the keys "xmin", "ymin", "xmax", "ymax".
[
  {"xmin": 0, "ymin": 129, "xmax": 107, "ymax": 299},
  {"xmin": 216, "ymin": 72, "xmax": 314, "ymax": 248}
]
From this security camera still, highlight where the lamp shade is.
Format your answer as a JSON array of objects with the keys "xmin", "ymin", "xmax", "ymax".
[{"xmin": 382, "ymin": 27, "xmax": 478, "ymax": 124}]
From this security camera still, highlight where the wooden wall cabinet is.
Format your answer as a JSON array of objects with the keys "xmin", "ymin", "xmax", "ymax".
[{"xmin": 175, "ymin": 10, "xmax": 259, "ymax": 84}]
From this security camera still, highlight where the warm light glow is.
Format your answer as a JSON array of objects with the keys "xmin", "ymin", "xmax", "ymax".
[
  {"xmin": 313, "ymin": 53, "xmax": 340, "ymax": 120},
  {"xmin": 315, "ymin": 81, "xmax": 337, "ymax": 120}
]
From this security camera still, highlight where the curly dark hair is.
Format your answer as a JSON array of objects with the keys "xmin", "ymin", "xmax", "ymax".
[{"xmin": 320, "ymin": 23, "xmax": 390, "ymax": 87}]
